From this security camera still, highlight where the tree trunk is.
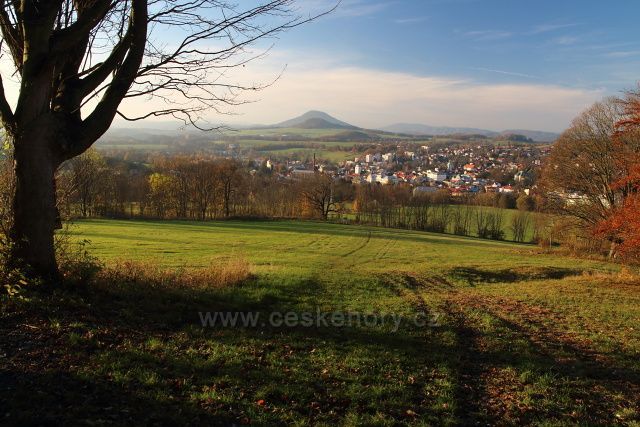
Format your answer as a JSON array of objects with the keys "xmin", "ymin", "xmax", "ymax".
[
  {"xmin": 9, "ymin": 128, "xmax": 61, "ymax": 282},
  {"xmin": 608, "ymin": 241, "xmax": 618, "ymax": 259}
]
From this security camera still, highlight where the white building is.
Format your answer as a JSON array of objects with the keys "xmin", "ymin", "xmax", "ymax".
[
  {"xmin": 354, "ymin": 164, "xmax": 362, "ymax": 175},
  {"xmin": 379, "ymin": 175, "xmax": 398, "ymax": 185},
  {"xmin": 427, "ymin": 170, "xmax": 447, "ymax": 182}
]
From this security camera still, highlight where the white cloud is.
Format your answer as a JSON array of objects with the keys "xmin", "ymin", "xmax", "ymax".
[
  {"xmin": 606, "ymin": 50, "xmax": 640, "ymax": 59},
  {"xmin": 0, "ymin": 43, "xmax": 607, "ymax": 133},
  {"xmin": 552, "ymin": 36, "xmax": 579, "ymax": 46},
  {"xmin": 121, "ymin": 59, "xmax": 605, "ymax": 132},
  {"xmin": 462, "ymin": 30, "xmax": 513, "ymax": 41},
  {"xmin": 471, "ymin": 67, "xmax": 540, "ymax": 80},
  {"xmin": 394, "ymin": 16, "xmax": 428, "ymax": 25},
  {"xmin": 527, "ymin": 23, "xmax": 580, "ymax": 35},
  {"xmin": 297, "ymin": 0, "xmax": 392, "ymax": 18}
]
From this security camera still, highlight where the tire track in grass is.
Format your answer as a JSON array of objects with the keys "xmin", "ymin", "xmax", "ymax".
[
  {"xmin": 306, "ymin": 234, "xmax": 331, "ymax": 248},
  {"xmin": 340, "ymin": 231, "xmax": 372, "ymax": 257},
  {"xmin": 374, "ymin": 233, "xmax": 400, "ymax": 261}
]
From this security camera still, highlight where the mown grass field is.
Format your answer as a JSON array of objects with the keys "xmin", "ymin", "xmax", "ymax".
[
  {"xmin": 230, "ymin": 138, "xmax": 362, "ymax": 162},
  {"xmin": 2, "ymin": 219, "xmax": 639, "ymax": 425}
]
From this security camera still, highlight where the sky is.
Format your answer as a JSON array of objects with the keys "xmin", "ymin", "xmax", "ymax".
[
  {"xmin": 1, "ymin": 0, "xmax": 637, "ymax": 133},
  {"xmin": 168, "ymin": 0, "xmax": 635, "ymax": 132}
]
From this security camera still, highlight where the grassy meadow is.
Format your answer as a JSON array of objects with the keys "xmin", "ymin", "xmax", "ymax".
[{"xmin": 1, "ymin": 219, "xmax": 639, "ymax": 425}]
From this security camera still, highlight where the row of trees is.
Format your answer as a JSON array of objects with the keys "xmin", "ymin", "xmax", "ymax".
[
  {"xmin": 55, "ymin": 151, "xmax": 353, "ymax": 222},
  {"xmin": 51, "ymin": 150, "xmax": 540, "ymax": 242},
  {"xmin": 351, "ymin": 185, "xmax": 540, "ymax": 242}
]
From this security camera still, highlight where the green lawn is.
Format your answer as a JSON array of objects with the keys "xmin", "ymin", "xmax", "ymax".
[
  {"xmin": 2, "ymin": 219, "xmax": 639, "ymax": 425},
  {"xmin": 228, "ymin": 138, "xmax": 362, "ymax": 162}
]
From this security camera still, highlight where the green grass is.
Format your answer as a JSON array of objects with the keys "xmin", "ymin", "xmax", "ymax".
[
  {"xmin": 2, "ymin": 219, "xmax": 639, "ymax": 425},
  {"xmin": 232, "ymin": 139, "xmax": 359, "ymax": 148},
  {"xmin": 225, "ymin": 138, "xmax": 363, "ymax": 161}
]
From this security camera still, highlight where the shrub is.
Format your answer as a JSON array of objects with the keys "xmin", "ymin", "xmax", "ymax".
[
  {"xmin": 516, "ymin": 194, "xmax": 536, "ymax": 212},
  {"xmin": 0, "ymin": 236, "xmax": 41, "ymax": 297},
  {"xmin": 99, "ymin": 258, "xmax": 252, "ymax": 290},
  {"xmin": 498, "ymin": 193, "xmax": 516, "ymax": 209}
]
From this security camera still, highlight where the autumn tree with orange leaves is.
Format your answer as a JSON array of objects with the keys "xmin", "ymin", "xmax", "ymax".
[
  {"xmin": 542, "ymin": 96, "xmax": 640, "ymax": 259},
  {"xmin": 595, "ymin": 91, "xmax": 640, "ymax": 261}
]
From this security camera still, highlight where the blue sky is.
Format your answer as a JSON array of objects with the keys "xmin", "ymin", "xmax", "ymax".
[
  {"xmin": 121, "ymin": 0, "xmax": 640, "ymax": 132},
  {"xmin": 292, "ymin": 0, "xmax": 639, "ymax": 90}
]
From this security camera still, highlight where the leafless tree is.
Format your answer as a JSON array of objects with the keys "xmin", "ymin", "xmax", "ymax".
[
  {"xmin": 511, "ymin": 211, "xmax": 531, "ymax": 243},
  {"xmin": 299, "ymin": 173, "xmax": 338, "ymax": 220},
  {"xmin": 0, "ymin": 0, "xmax": 331, "ymax": 280},
  {"xmin": 189, "ymin": 159, "xmax": 218, "ymax": 220},
  {"xmin": 67, "ymin": 149, "xmax": 108, "ymax": 217},
  {"xmin": 217, "ymin": 159, "xmax": 242, "ymax": 218}
]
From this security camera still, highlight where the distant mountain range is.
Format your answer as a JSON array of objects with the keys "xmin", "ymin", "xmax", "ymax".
[
  {"xmin": 269, "ymin": 111, "xmax": 559, "ymax": 142},
  {"xmin": 103, "ymin": 111, "xmax": 560, "ymax": 143},
  {"xmin": 380, "ymin": 123, "xmax": 559, "ymax": 142}
]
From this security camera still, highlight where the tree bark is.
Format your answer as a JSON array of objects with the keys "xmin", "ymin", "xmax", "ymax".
[
  {"xmin": 608, "ymin": 241, "xmax": 618, "ymax": 259},
  {"xmin": 9, "ymin": 123, "xmax": 61, "ymax": 282}
]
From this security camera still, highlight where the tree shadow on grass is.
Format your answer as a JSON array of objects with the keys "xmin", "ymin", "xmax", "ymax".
[
  {"xmin": 449, "ymin": 266, "xmax": 583, "ymax": 286},
  {"xmin": 0, "ymin": 275, "xmax": 458, "ymax": 425},
  {"xmin": 441, "ymin": 295, "xmax": 640, "ymax": 426},
  {"xmin": 2, "ymin": 269, "xmax": 638, "ymax": 426},
  {"xmin": 0, "ymin": 369, "xmax": 227, "ymax": 426}
]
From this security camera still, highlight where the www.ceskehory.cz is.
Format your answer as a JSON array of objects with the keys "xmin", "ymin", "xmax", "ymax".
[{"xmin": 198, "ymin": 309, "xmax": 441, "ymax": 332}]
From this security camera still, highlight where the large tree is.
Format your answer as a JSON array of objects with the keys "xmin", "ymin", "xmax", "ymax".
[
  {"xmin": 594, "ymin": 90, "xmax": 640, "ymax": 260},
  {"xmin": 542, "ymin": 96, "xmax": 640, "ymax": 255},
  {"xmin": 0, "ymin": 0, "xmax": 327, "ymax": 281}
]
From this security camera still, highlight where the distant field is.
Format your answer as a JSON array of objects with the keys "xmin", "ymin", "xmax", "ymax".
[
  {"xmin": 231, "ymin": 139, "xmax": 359, "ymax": 148},
  {"xmin": 224, "ymin": 126, "xmax": 414, "ymax": 141},
  {"xmin": 258, "ymin": 147, "xmax": 355, "ymax": 162},
  {"xmin": 5, "ymin": 219, "xmax": 637, "ymax": 425},
  {"xmin": 226, "ymin": 139, "xmax": 362, "ymax": 161},
  {"xmin": 226, "ymin": 127, "xmax": 353, "ymax": 139},
  {"xmin": 95, "ymin": 143, "xmax": 171, "ymax": 151}
]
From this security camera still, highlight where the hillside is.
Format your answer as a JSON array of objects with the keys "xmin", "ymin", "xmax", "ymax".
[
  {"xmin": 4, "ymin": 219, "xmax": 636, "ymax": 425},
  {"xmin": 382, "ymin": 123, "xmax": 497, "ymax": 137},
  {"xmin": 275, "ymin": 111, "xmax": 358, "ymax": 129},
  {"xmin": 294, "ymin": 117, "xmax": 354, "ymax": 129},
  {"xmin": 382, "ymin": 123, "xmax": 559, "ymax": 142},
  {"xmin": 499, "ymin": 129, "xmax": 560, "ymax": 142}
]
